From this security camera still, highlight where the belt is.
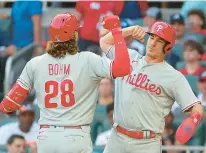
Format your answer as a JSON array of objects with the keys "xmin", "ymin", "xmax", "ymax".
[
  {"xmin": 115, "ymin": 125, "xmax": 156, "ymax": 139},
  {"xmin": 40, "ymin": 125, "xmax": 88, "ymax": 129}
]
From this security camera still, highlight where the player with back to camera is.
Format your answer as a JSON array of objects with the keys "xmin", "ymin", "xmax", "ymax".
[{"xmin": 0, "ymin": 13, "xmax": 131, "ymax": 153}]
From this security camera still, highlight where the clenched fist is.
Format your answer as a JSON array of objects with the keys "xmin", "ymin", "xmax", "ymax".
[
  {"xmin": 131, "ymin": 26, "xmax": 145, "ymax": 43},
  {"xmin": 102, "ymin": 15, "xmax": 121, "ymax": 31}
]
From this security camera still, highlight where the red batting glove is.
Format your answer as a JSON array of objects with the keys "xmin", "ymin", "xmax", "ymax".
[
  {"xmin": 175, "ymin": 112, "xmax": 203, "ymax": 144},
  {"xmin": 102, "ymin": 15, "xmax": 121, "ymax": 32}
]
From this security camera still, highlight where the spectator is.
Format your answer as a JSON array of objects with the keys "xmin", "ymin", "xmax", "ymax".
[
  {"xmin": 179, "ymin": 40, "xmax": 205, "ymax": 76},
  {"xmin": 143, "ymin": 7, "xmax": 162, "ymax": 31},
  {"xmin": 181, "ymin": 1, "xmax": 206, "ymax": 19},
  {"xmin": 170, "ymin": 13, "xmax": 186, "ymax": 45},
  {"xmin": 170, "ymin": 13, "xmax": 201, "ymax": 45},
  {"xmin": 6, "ymin": 135, "xmax": 26, "ymax": 153},
  {"xmin": 186, "ymin": 9, "xmax": 206, "ymax": 37},
  {"xmin": 0, "ymin": 1, "xmax": 43, "ymax": 56},
  {"xmin": 95, "ymin": 103, "xmax": 114, "ymax": 146},
  {"xmin": 116, "ymin": 1, "xmax": 148, "ymax": 20},
  {"xmin": 162, "ymin": 112, "xmax": 183, "ymax": 153},
  {"xmin": 0, "ymin": 104, "xmax": 39, "ymax": 145},
  {"xmin": 98, "ymin": 78, "xmax": 113, "ymax": 106},
  {"xmin": 197, "ymin": 70, "xmax": 206, "ymax": 106},
  {"xmin": 75, "ymin": 1, "xmax": 120, "ymax": 51}
]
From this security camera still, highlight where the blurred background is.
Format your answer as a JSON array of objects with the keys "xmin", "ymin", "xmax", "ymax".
[{"xmin": 0, "ymin": 1, "xmax": 206, "ymax": 153}]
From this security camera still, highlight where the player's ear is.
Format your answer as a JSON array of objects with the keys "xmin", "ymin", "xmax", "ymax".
[{"xmin": 74, "ymin": 31, "xmax": 78, "ymax": 41}]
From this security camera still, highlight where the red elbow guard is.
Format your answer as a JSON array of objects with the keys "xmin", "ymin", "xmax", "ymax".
[
  {"xmin": 0, "ymin": 81, "xmax": 29, "ymax": 113},
  {"xmin": 111, "ymin": 30, "xmax": 130, "ymax": 78}
]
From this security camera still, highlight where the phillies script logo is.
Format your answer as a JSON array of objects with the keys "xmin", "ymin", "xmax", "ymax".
[{"xmin": 123, "ymin": 73, "xmax": 162, "ymax": 95}]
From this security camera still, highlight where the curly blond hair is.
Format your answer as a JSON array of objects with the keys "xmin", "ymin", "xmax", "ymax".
[{"xmin": 46, "ymin": 31, "xmax": 79, "ymax": 58}]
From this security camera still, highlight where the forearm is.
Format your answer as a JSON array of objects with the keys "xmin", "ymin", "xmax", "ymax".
[
  {"xmin": 111, "ymin": 31, "xmax": 130, "ymax": 78},
  {"xmin": 0, "ymin": 81, "xmax": 29, "ymax": 113},
  {"xmin": 100, "ymin": 26, "xmax": 135, "ymax": 53},
  {"xmin": 175, "ymin": 103, "xmax": 204, "ymax": 144},
  {"xmin": 191, "ymin": 103, "xmax": 204, "ymax": 116},
  {"xmin": 101, "ymin": 26, "xmax": 134, "ymax": 45},
  {"xmin": 0, "ymin": 14, "xmax": 10, "ymax": 19},
  {"xmin": 32, "ymin": 15, "xmax": 42, "ymax": 44}
]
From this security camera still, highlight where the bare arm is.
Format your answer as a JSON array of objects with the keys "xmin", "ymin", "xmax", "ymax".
[
  {"xmin": 185, "ymin": 103, "xmax": 204, "ymax": 116},
  {"xmin": 0, "ymin": 14, "xmax": 10, "ymax": 19},
  {"xmin": 32, "ymin": 15, "xmax": 43, "ymax": 56},
  {"xmin": 32, "ymin": 15, "xmax": 41, "ymax": 44}
]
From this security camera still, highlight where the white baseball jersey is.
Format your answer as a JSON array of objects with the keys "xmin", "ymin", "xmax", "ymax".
[
  {"xmin": 107, "ymin": 46, "xmax": 200, "ymax": 134},
  {"xmin": 18, "ymin": 52, "xmax": 112, "ymax": 126}
]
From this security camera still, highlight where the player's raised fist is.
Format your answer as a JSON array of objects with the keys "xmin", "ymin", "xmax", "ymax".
[
  {"xmin": 132, "ymin": 26, "xmax": 145, "ymax": 43},
  {"xmin": 102, "ymin": 15, "xmax": 121, "ymax": 31}
]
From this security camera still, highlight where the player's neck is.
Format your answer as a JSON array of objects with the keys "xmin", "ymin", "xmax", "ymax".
[{"xmin": 144, "ymin": 55, "xmax": 164, "ymax": 64}]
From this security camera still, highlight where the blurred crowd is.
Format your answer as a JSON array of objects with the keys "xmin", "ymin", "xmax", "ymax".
[{"xmin": 0, "ymin": 1, "xmax": 206, "ymax": 153}]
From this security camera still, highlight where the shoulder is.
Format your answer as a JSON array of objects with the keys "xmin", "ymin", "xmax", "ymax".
[
  {"xmin": 128, "ymin": 48, "xmax": 142, "ymax": 59},
  {"xmin": 79, "ymin": 51, "xmax": 102, "ymax": 60},
  {"xmin": 162, "ymin": 62, "xmax": 184, "ymax": 81}
]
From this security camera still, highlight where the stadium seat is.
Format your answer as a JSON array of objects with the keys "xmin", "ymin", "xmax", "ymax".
[
  {"xmin": 91, "ymin": 105, "xmax": 108, "ymax": 143},
  {"xmin": 93, "ymin": 146, "xmax": 105, "ymax": 153},
  {"xmin": 204, "ymin": 45, "xmax": 206, "ymax": 52},
  {"xmin": 185, "ymin": 33, "xmax": 205, "ymax": 44},
  {"xmin": 176, "ymin": 61, "xmax": 206, "ymax": 70},
  {"xmin": 0, "ymin": 116, "xmax": 17, "ymax": 127},
  {"xmin": 34, "ymin": 104, "xmax": 40, "ymax": 121},
  {"xmin": 175, "ymin": 61, "xmax": 185, "ymax": 70},
  {"xmin": 171, "ymin": 44, "xmax": 184, "ymax": 60},
  {"xmin": 132, "ymin": 18, "xmax": 144, "ymax": 26},
  {"xmin": 0, "ymin": 19, "xmax": 11, "ymax": 33},
  {"xmin": 184, "ymin": 75, "xmax": 199, "ymax": 95},
  {"xmin": 0, "ymin": 145, "xmax": 7, "ymax": 153},
  {"xmin": 200, "ymin": 61, "xmax": 206, "ymax": 67}
]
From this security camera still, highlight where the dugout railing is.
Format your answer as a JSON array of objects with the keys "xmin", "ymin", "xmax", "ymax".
[
  {"xmin": 3, "ymin": 44, "xmax": 36, "ymax": 95},
  {"xmin": 93, "ymin": 145, "xmax": 206, "ymax": 153}
]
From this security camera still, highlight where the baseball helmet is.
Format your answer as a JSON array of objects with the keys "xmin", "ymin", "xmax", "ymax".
[
  {"xmin": 49, "ymin": 12, "xmax": 81, "ymax": 42},
  {"xmin": 147, "ymin": 21, "xmax": 176, "ymax": 54}
]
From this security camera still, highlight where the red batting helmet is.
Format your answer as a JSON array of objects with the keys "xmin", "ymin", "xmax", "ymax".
[
  {"xmin": 49, "ymin": 12, "xmax": 81, "ymax": 42},
  {"xmin": 147, "ymin": 21, "xmax": 176, "ymax": 54}
]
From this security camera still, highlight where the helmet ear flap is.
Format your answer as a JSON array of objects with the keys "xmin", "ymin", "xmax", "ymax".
[{"xmin": 164, "ymin": 43, "xmax": 172, "ymax": 54}]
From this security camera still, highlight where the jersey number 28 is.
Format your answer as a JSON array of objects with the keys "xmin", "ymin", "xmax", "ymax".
[{"xmin": 44, "ymin": 79, "xmax": 75, "ymax": 108}]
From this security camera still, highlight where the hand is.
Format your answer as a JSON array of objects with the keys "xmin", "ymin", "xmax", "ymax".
[
  {"xmin": 5, "ymin": 45, "xmax": 16, "ymax": 56},
  {"xmin": 131, "ymin": 26, "xmax": 145, "ymax": 43},
  {"xmin": 102, "ymin": 15, "xmax": 121, "ymax": 31}
]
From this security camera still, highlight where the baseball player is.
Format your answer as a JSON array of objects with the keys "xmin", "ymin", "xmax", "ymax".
[
  {"xmin": 100, "ymin": 21, "xmax": 204, "ymax": 153},
  {"xmin": 0, "ymin": 13, "xmax": 130, "ymax": 153}
]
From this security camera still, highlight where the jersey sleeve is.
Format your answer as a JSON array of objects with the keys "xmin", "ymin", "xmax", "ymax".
[
  {"xmin": 88, "ymin": 53, "xmax": 112, "ymax": 80},
  {"xmin": 172, "ymin": 76, "xmax": 201, "ymax": 111},
  {"xmin": 18, "ymin": 58, "xmax": 35, "ymax": 90},
  {"xmin": 106, "ymin": 45, "xmax": 141, "ymax": 61}
]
